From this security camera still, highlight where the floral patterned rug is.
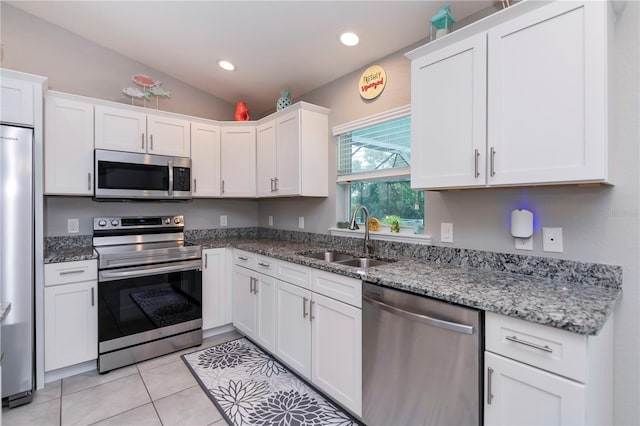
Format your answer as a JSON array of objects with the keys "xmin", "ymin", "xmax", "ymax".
[{"xmin": 181, "ymin": 337, "xmax": 359, "ymax": 426}]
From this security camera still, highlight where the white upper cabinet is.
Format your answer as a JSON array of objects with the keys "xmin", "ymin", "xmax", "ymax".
[
  {"xmin": 256, "ymin": 120, "xmax": 278, "ymax": 197},
  {"xmin": 256, "ymin": 104, "xmax": 329, "ymax": 198},
  {"xmin": 0, "ymin": 75, "xmax": 36, "ymax": 125},
  {"xmin": 411, "ymin": 34, "xmax": 487, "ymax": 190},
  {"xmin": 487, "ymin": 1, "xmax": 609, "ymax": 186},
  {"xmin": 408, "ymin": 1, "xmax": 613, "ymax": 190},
  {"xmin": 220, "ymin": 126, "xmax": 256, "ymax": 197},
  {"xmin": 95, "ymin": 105, "xmax": 190, "ymax": 157},
  {"xmin": 191, "ymin": 121, "xmax": 221, "ymax": 197},
  {"xmin": 44, "ymin": 94, "xmax": 95, "ymax": 195}
]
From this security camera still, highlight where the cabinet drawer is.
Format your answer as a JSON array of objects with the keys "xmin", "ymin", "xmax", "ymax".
[
  {"xmin": 233, "ymin": 250, "xmax": 256, "ymax": 269},
  {"xmin": 485, "ymin": 312, "xmax": 587, "ymax": 382},
  {"xmin": 312, "ymin": 270, "xmax": 361, "ymax": 308},
  {"xmin": 276, "ymin": 261, "xmax": 312, "ymax": 290},
  {"xmin": 255, "ymin": 255, "xmax": 277, "ymax": 276},
  {"xmin": 44, "ymin": 260, "xmax": 97, "ymax": 286}
]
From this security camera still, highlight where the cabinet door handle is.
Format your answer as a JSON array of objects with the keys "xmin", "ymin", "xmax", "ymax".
[
  {"xmin": 204, "ymin": 253, "xmax": 208, "ymax": 268},
  {"xmin": 249, "ymin": 277, "xmax": 254, "ymax": 294},
  {"xmin": 88, "ymin": 172, "xmax": 92, "ymax": 190},
  {"xmin": 60, "ymin": 269, "xmax": 85, "ymax": 275},
  {"xmin": 505, "ymin": 335, "xmax": 553, "ymax": 353},
  {"xmin": 221, "ymin": 180, "xmax": 225, "ymax": 194},
  {"xmin": 487, "ymin": 367, "xmax": 494, "ymax": 405},
  {"xmin": 91, "ymin": 287, "xmax": 95, "ymax": 306},
  {"xmin": 309, "ymin": 300, "xmax": 315, "ymax": 322},
  {"xmin": 150, "ymin": 134, "xmax": 154, "ymax": 150},
  {"xmin": 303, "ymin": 297, "xmax": 308, "ymax": 318},
  {"xmin": 474, "ymin": 149, "xmax": 480, "ymax": 178},
  {"xmin": 194, "ymin": 178, "xmax": 197, "ymax": 193},
  {"xmin": 253, "ymin": 278, "xmax": 259, "ymax": 294},
  {"xmin": 274, "ymin": 177, "xmax": 279, "ymax": 191},
  {"xmin": 490, "ymin": 147, "xmax": 496, "ymax": 177},
  {"xmin": 141, "ymin": 133, "xmax": 145, "ymax": 150},
  {"xmin": 270, "ymin": 178, "xmax": 275, "ymax": 192}
]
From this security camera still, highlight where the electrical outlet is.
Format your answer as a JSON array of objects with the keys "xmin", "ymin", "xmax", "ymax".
[
  {"xmin": 515, "ymin": 237, "xmax": 533, "ymax": 250},
  {"xmin": 298, "ymin": 216, "xmax": 305, "ymax": 229},
  {"xmin": 440, "ymin": 222, "xmax": 453, "ymax": 243},
  {"xmin": 543, "ymin": 227, "xmax": 563, "ymax": 252},
  {"xmin": 220, "ymin": 215, "xmax": 227, "ymax": 227},
  {"xmin": 268, "ymin": 216, "xmax": 273, "ymax": 227},
  {"xmin": 67, "ymin": 218, "xmax": 79, "ymax": 234}
]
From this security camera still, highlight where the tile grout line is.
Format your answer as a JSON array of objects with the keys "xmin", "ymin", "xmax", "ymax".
[{"xmin": 137, "ymin": 368, "xmax": 165, "ymax": 425}]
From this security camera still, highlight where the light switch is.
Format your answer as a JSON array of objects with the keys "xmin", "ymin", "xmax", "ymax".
[
  {"xmin": 298, "ymin": 217, "xmax": 305, "ymax": 229},
  {"xmin": 441, "ymin": 222, "xmax": 453, "ymax": 243},
  {"xmin": 220, "ymin": 216, "xmax": 227, "ymax": 227}
]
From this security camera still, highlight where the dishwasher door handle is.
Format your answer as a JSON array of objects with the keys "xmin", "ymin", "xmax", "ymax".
[{"xmin": 363, "ymin": 295, "xmax": 474, "ymax": 335}]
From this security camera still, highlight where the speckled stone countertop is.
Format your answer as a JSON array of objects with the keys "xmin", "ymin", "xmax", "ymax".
[
  {"xmin": 192, "ymin": 237, "xmax": 620, "ymax": 336},
  {"xmin": 42, "ymin": 231, "xmax": 621, "ymax": 335},
  {"xmin": 44, "ymin": 236, "xmax": 97, "ymax": 263}
]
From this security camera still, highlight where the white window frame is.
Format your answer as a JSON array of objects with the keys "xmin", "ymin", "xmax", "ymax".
[{"xmin": 331, "ymin": 105, "xmax": 432, "ymax": 244}]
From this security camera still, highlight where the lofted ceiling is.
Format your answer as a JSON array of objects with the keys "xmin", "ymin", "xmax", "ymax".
[{"xmin": 8, "ymin": 1, "xmax": 496, "ymax": 114}]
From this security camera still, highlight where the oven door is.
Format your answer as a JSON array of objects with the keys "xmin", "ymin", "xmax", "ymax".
[{"xmin": 98, "ymin": 259, "xmax": 202, "ymax": 353}]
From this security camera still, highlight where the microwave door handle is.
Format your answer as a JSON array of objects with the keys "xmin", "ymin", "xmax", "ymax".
[{"xmin": 168, "ymin": 160, "xmax": 174, "ymax": 197}]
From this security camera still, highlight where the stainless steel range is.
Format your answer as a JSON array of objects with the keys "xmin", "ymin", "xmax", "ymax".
[{"xmin": 93, "ymin": 215, "xmax": 202, "ymax": 373}]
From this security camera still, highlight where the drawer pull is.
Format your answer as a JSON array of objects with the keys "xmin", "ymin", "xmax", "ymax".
[
  {"xmin": 506, "ymin": 335, "xmax": 553, "ymax": 353},
  {"xmin": 59, "ymin": 269, "xmax": 85, "ymax": 275},
  {"xmin": 204, "ymin": 253, "xmax": 208, "ymax": 269},
  {"xmin": 237, "ymin": 256, "xmax": 249, "ymax": 261},
  {"xmin": 487, "ymin": 367, "xmax": 494, "ymax": 405},
  {"xmin": 257, "ymin": 261, "xmax": 271, "ymax": 267},
  {"xmin": 91, "ymin": 287, "xmax": 95, "ymax": 306}
]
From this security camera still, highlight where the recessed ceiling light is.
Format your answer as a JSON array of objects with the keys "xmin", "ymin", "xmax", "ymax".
[
  {"xmin": 218, "ymin": 60, "xmax": 235, "ymax": 71},
  {"xmin": 340, "ymin": 32, "xmax": 359, "ymax": 47}
]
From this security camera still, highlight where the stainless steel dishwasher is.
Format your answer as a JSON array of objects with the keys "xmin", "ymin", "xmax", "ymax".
[{"xmin": 363, "ymin": 282, "xmax": 483, "ymax": 426}]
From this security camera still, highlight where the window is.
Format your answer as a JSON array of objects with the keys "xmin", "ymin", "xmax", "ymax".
[{"xmin": 334, "ymin": 106, "xmax": 424, "ymax": 229}]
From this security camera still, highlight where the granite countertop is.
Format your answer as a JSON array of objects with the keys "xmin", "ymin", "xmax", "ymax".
[
  {"xmin": 44, "ymin": 245, "xmax": 98, "ymax": 264},
  {"xmin": 42, "ymin": 235, "xmax": 620, "ymax": 336},
  {"xmin": 192, "ymin": 238, "xmax": 620, "ymax": 336}
]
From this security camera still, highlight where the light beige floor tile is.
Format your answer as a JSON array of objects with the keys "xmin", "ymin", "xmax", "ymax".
[
  {"xmin": 2, "ymin": 398, "xmax": 60, "ymax": 426},
  {"xmin": 61, "ymin": 374, "xmax": 150, "ymax": 426},
  {"xmin": 154, "ymin": 386, "xmax": 223, "ymax": 426},
  {"xmin": 208, "ymin": 418, "xmax": 229, "ymax": 426},
  {"xmin": 140, "ymin": 359, "xmax": 198, "ymax": 401},
  {"xmin": 62, "ymin": 364, "xmax": 138, "ymax": 396},
  {"xmin": 89, "ymin": 403, "xmax": 161, "ymax": 426},
  {"xmin": 32, "ymin": 380, "xmax": 61, "ymax": 405},
  {"xmin": 202, "ymin": 330, "xmax": 242, "ymax": 348}
]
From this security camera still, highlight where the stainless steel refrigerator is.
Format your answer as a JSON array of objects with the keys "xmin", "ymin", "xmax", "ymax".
[{"xmin": 0, "ymin": 123, "xmax": 34, "ymax": 407}]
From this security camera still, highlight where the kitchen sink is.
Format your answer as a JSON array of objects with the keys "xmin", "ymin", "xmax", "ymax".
[
  {"xmin": 334, "ymin": 258, "xmax": 391, "ymax": 268},
  {"xmin": 303, "ymin": 251, "xmax": 357, "ymax": 262},
  {"xmin": 301, "ymin": 251, "xmax": 394, "ymax": 268}
]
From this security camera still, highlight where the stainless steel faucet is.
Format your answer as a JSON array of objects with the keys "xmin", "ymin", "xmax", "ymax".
[{"xmin": 348, "ymin": 205, "xmax": 374, "ymax": 256}]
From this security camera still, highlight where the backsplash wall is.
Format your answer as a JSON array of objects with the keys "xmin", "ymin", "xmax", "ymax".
[{"xmin": 44, "ymin": 197, "xmax": 259, "ymax": 236}]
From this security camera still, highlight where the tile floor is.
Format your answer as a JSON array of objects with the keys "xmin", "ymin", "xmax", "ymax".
[{"xmin": 2, "ymin": 330, "xmax": 242, "ymax": 426}]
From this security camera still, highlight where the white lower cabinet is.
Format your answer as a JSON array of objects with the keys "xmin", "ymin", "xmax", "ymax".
[
  {"xmin": 232, "ymin": 251, "xmax": 362, "ymax": 416},
  {"xmin": 202, "ymin": 248, "xmax": 231, "ymax": 330},
  {"xmin": 484, "ymin": 312, "xmax": 613, "ymax": 426},
  {"xmin": 44, "ymin": 260, "xmax": 98, "ymax": 372},
  {"xmin": 232, "ymin": 262, "xmax": 276, "ymax": 353},
  {"xmin": 311, "ymin": 291, "xmax": 362, "ymax": 416},
  {"xmin": 275, "ymin": 280, "xmax": 312, "ymax": 378},
  {"xmin": 485, "ymin": 352, "xmax": 585, "ymax": 425}
]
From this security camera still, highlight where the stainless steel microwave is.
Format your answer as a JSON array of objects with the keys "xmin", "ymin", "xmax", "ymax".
[{"xmin": 94, "ymin": 149, "xmax": 191, "ymax": 200}]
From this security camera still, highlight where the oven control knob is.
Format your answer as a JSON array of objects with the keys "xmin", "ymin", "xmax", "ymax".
[
  {"xmin": 164, "ymin": 218, "xmax": 171, "ymax": 225},
  {"xmin": 174, "ymin": 217, "xmax": 181, "ymax": 224},
  {"xmin": 98, "ymin": 220, "xmax": 107, "ymax": 227},
  {"xmin": 111, "ymin": 219, "xmax": 119, "ymax": 226}
]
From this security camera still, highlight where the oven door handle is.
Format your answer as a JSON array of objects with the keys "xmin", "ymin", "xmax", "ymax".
[{"xmin": 99, "ymin": 259, "xmax": 202, "ymax": 282}]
